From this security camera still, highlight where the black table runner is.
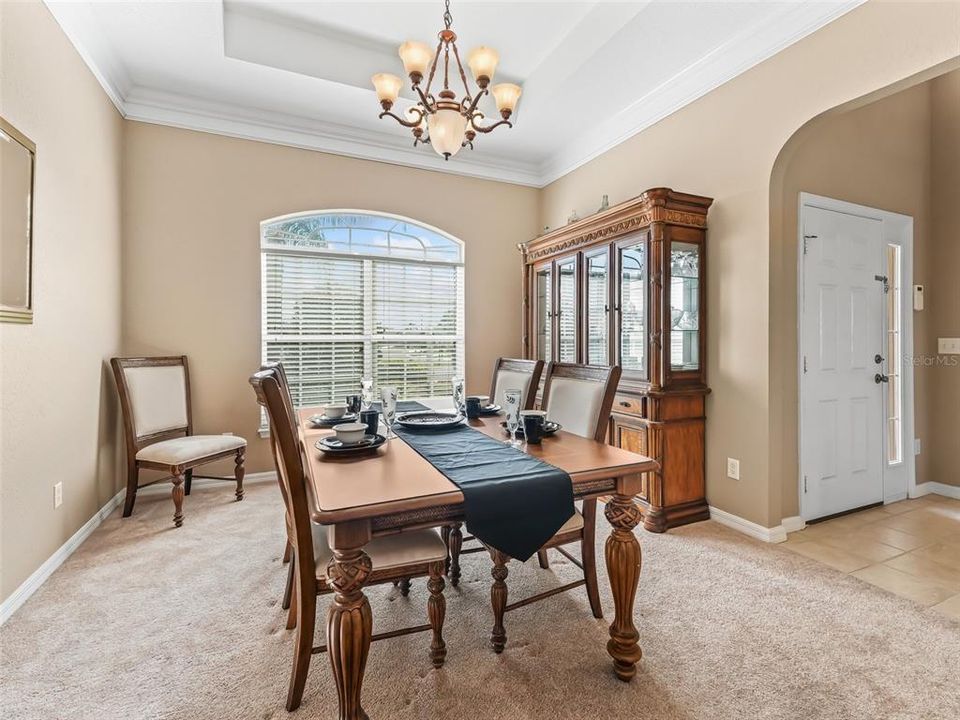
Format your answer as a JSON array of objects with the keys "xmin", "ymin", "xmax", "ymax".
[{"xmin": 391, "ymin": 418, "xmax": 574, "ymax": 562}]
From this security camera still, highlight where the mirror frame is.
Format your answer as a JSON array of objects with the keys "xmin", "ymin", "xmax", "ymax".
[{"xmin": 1, "ymin": 116, "xmax": 36, "ymax": 324}]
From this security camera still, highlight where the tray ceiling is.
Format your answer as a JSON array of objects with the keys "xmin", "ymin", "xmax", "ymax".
[{"xmin": 45, "ymin": 0, "xmax": 863, "ymax": 187}]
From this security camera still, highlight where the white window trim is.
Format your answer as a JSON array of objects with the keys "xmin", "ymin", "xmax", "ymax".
[{"xmin": 259, "ymin": 210, "xmax": 465, "ymax": 437}]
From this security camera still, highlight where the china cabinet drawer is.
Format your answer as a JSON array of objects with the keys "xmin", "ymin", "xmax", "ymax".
[{"xmin": 613, "ymin": 395, "xmax": 645, "ymax": 417}]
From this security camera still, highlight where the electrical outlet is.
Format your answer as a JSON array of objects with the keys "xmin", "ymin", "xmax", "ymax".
[
  {"xmin": 54, "ymin": 482, "xmax": 63, "ymax": 509},
  {"xmin": 726, "ymin": 457, "xmax": 740, "ymax": 480},
  {"xmin": 938, "ymin": 337, "xmax": 960, "ymax": 355}
]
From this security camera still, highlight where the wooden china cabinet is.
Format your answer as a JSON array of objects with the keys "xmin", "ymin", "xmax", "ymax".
[{"xmin": 521, "ymin": 188, "xmax": 712, "ymax": 532}]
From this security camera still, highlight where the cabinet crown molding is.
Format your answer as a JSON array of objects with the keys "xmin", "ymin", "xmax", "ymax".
[{"xmin": 524, "ymin": 188, "xmax": 713, "ymax": 262}]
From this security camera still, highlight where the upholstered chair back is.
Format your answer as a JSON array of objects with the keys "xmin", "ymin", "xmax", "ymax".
[
  {"xmin": 490, "ymin": 358, "xmax": 545, "ymax": 411},
  {"xmin": 541, "ymin": 363, "xmax": 621, "ymax": 442},
  {"xmin": 111, "ymin": 357, "xmax": 191, "ymax": 447}
]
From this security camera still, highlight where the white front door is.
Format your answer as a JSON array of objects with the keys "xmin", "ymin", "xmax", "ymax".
[{"xmin": 800, "ymin": 206, "xmax": 886, "ymax": 520}]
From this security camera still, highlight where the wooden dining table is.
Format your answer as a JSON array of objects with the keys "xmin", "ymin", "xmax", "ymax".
[{"xmin": 297, "ymin": 404, "xmax": 659, "ymax": 720}]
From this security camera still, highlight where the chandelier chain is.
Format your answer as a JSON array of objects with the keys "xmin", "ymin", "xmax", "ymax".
[{"xmin": 443, "ymin": 0, "xmax": 452, "ymax": 30}]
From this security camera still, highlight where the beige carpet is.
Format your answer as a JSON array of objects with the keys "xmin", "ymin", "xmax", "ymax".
[{"xmin": 2, "ymin": 480, "xmax": 958, "ymax": 720}]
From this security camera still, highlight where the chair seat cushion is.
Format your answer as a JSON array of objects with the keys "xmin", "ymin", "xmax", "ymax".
[
  {"xmin": 313, "ymin": 525, "xmax": 447, "ymax": 578},
  {"xmin": 556, "ymin": 510, "xmax": 584, "ymax": 535},
  {"xmin": 136, "ymin": 435, "xmax": 246, "ymax": 465}
]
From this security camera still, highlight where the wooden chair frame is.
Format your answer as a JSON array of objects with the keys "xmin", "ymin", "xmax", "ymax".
[
  {"xmin": 111, "ymin": 356, "xmax": 244, "ymax": 527},
  {"xmin": 444, "ymin": 357, "xmax": 545, "ymax": 585},
  {"xmin": 250, "ymin": 366, "xmax": 447, "ymax": 712},
  {"xmin": 487, "ymin": 362, "xmax": 621, "ymax": 653}
]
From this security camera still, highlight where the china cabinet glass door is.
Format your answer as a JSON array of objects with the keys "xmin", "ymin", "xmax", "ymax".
[
  {"xmin": 669, "ymin": 241, "xmax": 700, "ymax": 372},
  {"xmin": 534, "ymin": 266, "xmax": 552, "ymax": 361},
  {"xmin": 557, "ymin": 258, "xmax": 577, "ymax": 362},
  {"xmin": 619, "ymin": 238, "xmax": 647, "ymax": 379},
  {"xmin": 585, "ymin": 250, "xmax": 609, "ymax": 365}
]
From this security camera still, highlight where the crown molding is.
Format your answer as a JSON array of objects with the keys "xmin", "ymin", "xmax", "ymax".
[
  {"xmin": 45, "ymin": 0, "xmax": 864, "ymax": 189},
  {"xmin": 536, "ymin": 0, "xmax": 866, "ymax": 185}
]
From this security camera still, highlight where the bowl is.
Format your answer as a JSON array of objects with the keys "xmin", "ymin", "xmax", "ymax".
[
  {"xmin": 324, "ymin": 404, "xmax": 349, "ymax": 419},
  {"xmin": 334, "ymin": 422, "xmax": 368, "ymax": 445}
]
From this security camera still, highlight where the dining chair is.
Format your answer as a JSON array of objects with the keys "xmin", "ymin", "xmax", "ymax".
[
  {"xmin": 111, "ymin": 356, "xmax": 246, "ymax": 527},
  {"xmin": 250, "ymin": 366, "xmax": 449, "ymax": 712},
  {"xmin": 486, "ymin": 361, "xmax": 621, "ymax": 654},
  {"xmin": 444, "ymin": 357, "xmax": 545, "ymax": 586}
]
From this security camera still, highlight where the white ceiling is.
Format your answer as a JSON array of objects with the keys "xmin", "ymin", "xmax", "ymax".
[{"xmin": 46, "ymin": 0, "xmax": 863, "ymax": 187}]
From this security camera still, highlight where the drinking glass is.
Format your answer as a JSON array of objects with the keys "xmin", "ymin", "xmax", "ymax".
[
  {"xmin": 451, "ymin": 376, "xmax": 466, "ymax": 416},
  {"xmin": 360, "ymin": 377, "xmax": 374, "ymax": 410},
  {"xmin": 381, "ymin": 386, "xmax": 398, "ymax": 439},
  {"xmin": 504, "ymin": 388, "xmax": 522, "ymax": 446}
]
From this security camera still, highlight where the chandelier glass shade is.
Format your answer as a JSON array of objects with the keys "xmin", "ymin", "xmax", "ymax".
[{"xmin": 372, "ymin": 0, "xmax": 521, "ymax": 160}]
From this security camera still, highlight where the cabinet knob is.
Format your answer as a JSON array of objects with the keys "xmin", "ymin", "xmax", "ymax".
[{"xmin": 619, "ymin": 400, "xmax": 631, "ymax": 407}]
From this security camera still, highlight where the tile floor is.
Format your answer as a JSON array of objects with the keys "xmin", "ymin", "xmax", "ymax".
[{"xmin": 784, "ymin": 493, "xmax": 960, "ymax": 620}]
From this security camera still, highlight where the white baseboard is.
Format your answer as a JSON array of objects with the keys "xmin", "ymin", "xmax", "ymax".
[
  {"xmin": 781, "ymin": 515, "xmax": 806, "ymax": 533},
  {"xmin": 0, "ymin": 488, "xmax": 125, "ymax": 626},
  {"xmin": 0, "ymin": 470, "xmax": 277, "ymax": 626},
  {"xmin": 912, "ymin": 481, "xmax": 960, "ymax": 500},
  {"xmin": 709, "ymin": 506, "xmax": 787, "ymax": 544}
]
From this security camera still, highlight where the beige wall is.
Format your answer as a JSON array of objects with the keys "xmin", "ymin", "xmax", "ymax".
[
  {"xmin": 539, "ymin": 1, "xmax": 960, "ymax": 527},
  {"xmin": 929, "ymin": 70, "xmax": 960, "ymax": 487},
  {"xmin": 122, "ymin": 122, "xmax": 539, "ymax": 474},
  {"xmin": 0, "ymin": 2, "xmax": 124, "ymax": 600}
]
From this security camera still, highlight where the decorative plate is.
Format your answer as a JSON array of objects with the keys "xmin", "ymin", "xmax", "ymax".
[
  {"xmin": 478, "ymin": 404, "xmax": 502, "ymax": 416},
  {"xmin": 309, "ymin": 412, "xmax": 358, "ymax": 428},
  {"xmin": 315, "ymin": 434, "xmax": 386, "ymax": 455},
  {"xmin": 501, "ymin": 420, "xmax": 562, "ymax": 437},
  {"xmin": 396, "ymin": 411, "xmax": 465, "ymax": 431}
]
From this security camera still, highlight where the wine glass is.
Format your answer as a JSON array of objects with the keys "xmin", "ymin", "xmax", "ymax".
[
  {"xmin": 504, "ymin": 388, "xmax": 522, "ymax": 446},
  {"xmin": 381, "ymin": 386, "xmax": 398, "ymax": 439},
  {"xmin": 451, "ymin": 376, "xmax": 466, "ymax": 416},
  {"xmin": 360, "ymin": 377, "xmax": 374, "ymax": 410}
]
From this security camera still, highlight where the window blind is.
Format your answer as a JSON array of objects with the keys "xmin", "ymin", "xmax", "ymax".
[{"xmin": 261, "ymin": 213, "xmax": 464, "ymax": 421}]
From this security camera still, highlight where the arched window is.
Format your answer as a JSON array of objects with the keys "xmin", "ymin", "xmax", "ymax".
[{"xmin": 260, "ymin": 211, "xmax": 464, "ymax": 411}]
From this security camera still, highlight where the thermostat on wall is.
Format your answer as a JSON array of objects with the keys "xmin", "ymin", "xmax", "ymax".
[{"xmin": 913, "ymin": 285, "xmax": 924, "ymax": 311}]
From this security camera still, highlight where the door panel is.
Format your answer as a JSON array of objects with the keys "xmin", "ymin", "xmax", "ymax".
[{"xmin": 801, "ymin": 206, "xmax": 884, "ymax": 519}]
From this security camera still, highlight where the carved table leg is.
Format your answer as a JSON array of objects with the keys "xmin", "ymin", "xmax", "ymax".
[
  {"xmin": 604, "ymin": 493, "xmax": 644, "ymax": 681},
  {"xmin": 427, "ymin": 563, "xmax": 446, "ymax": 668},
  {"xmin": 327, "ymin": 548, "xmax": 373, "ymax": 720},
  {"xmin": 234, "ymin": 448, "xmax": 245, "ymax": 501},
  {"xmin": 171, "ymin": 472, "xmax": 185, "ymax": 528},
  {"xmin": 448, "ymin": 523, "xmax": 463, "ymax": 587},
  {"xmin": 489, "ymin": 549, "xmax": 509, "ymax": 653}
]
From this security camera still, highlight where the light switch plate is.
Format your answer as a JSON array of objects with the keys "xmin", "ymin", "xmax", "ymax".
[
  {"xmin": 938, "ymin": 337, "xmax": 960, "ymax": 355},
  {"xmin": 914, "ymin": 285, "xmax": 924, "ymax": 311}
]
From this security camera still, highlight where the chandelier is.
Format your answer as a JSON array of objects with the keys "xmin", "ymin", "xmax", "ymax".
[{"xmin": 371, "ymin": 0, "xmax": 521, "ymax": 160}]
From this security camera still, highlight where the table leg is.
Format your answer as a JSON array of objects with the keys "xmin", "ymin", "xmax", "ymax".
[
  {"xmin": 489, "ymin": 549, "xmax": 509, "ymax": 653},
  {"xmin": 327, "ymin": 547, "xmax": 373, "ymax": 720},
  {"xmin": 604, "ymin": 493, "xmax": 643, "ymax": 681}
]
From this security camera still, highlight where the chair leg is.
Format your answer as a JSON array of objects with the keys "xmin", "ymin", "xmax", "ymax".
[
  {"xmin": 582, "ymin": 498, "xmax": 603, "ymax": 619},
  {"xmin": 489, "ymin": 549, "xmax": 509, "ymax": 653},
  {"xmin": 427, "ymin": 563, "xmax": 447, "ymax": 668},
  {"xmin": 286, "ymin": 562, "xmax": 298, "ymax": 630},
  {"xmin": 184, "ymin": 469, "xmax": 193, "ymax": 496},
  {"xmin": 537, "ymin": 549, "xmax": 550, "ymax": 569},
  {"xmin": 122, "ymin": 463, "xmax": 139, "ymax": 518},
  {"xmin": 399, "ymin": 578, "xmax": 411, "ymax": 597},
  {"xmin": 171, "ymin": 472, "xmax": 185, "ymax": 528},
  {"xmin": 282, "ymin": 551, "xmax": 294, "ymax": 611},
  {"xmin": 441, "ymin": 526, "xmax": 451, "ymax": 574},
  {"xmin": 448, "ymin": 523, "xmax": 463, "ymax": 587},
  {"xmin": 282, "ymin": 539, "xmax": 292, "ymax": 564},
  {"xmin": 286, "ymin": 570, "xmax": 315, "ymax": 711},
  {"xmin": 234, "ymin": 448, "xmax": 245, "ymax": 501}
]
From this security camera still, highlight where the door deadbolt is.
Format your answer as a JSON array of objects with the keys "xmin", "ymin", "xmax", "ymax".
[{"xmin": 874, "ymin": 354, "xmax": 884, "ymax": 364}]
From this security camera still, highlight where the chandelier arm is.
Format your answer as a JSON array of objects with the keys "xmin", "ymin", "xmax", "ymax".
[
  {"xmin": 379, "ymin": 110, "xmax": 423, "ymax": 128},
  {"xmin": 469, "ymin": 117, "xmax": 512, "ymax": 134},
  {"xmin": 422, "ymin": 39, "xmax": 444, "ymax": 100},
  {"xmin": 449, "ymin": 42, "xmax": 474, "ymax": 102},
  {"xmin": 463, "ymin": 89, "xmax": 487, "ymax": 119},
  {"xmin": 414, "ymin": 85, "xmax": 436, "ymax": 113}
]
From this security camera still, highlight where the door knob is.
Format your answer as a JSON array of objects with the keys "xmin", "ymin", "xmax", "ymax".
[
  {"xmin": 874, "ymin": 354, "xmax": 884, "ymax": 364},
  {"xmin": 874, "ymin": 373, "xmax": 889, "ymax": 384}
]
